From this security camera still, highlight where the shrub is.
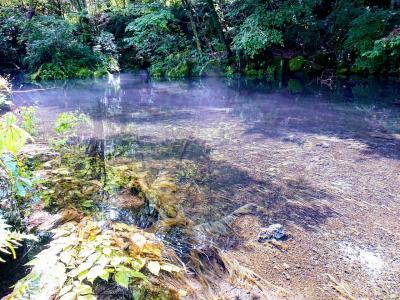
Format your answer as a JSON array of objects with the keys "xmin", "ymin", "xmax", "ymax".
[{"xmin": 22, "ymin": 16, "xmax": 112, "ymax": 80}]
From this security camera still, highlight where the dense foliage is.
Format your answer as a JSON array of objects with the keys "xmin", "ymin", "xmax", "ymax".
[{"xmin": 0, "ymin": 0, "xmax": 399, "ymax": 79}]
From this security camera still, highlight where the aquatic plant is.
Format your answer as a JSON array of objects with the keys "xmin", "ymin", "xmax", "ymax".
[
  {"xmin": 51, "ymin": 111, "xmax": 90, "ymax": 150},
  {"xmin": 54, "ymin": 111, "xmax": 90, "ymax": 136},
  {"xmin": 108, "ymin": 164, "xmax": 179, "ymax": 219},
  {"xmin": 4, "ymin": 218, "xmax": 183, "ymax": 299},
  {"xmin": 38, "ymin": 165, "xmax": 102, "ymax": 211}
]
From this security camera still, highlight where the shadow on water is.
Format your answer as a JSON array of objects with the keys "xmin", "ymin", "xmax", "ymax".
[
  {"xmin": 10, "ymin": 73, "xmax": 399, "ymax": 232},
  {"xmin": 237, "ymin": 92, "xmax": 400, "ymax": 159},
  {"xmin": 84, "ymin": 133, "xmax": 337, "ymax": 233}
]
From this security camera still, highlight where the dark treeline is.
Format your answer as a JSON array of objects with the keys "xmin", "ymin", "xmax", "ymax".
[{"xmin": 0, "ymin": 0, "xmax": 399, "ymax": 80}]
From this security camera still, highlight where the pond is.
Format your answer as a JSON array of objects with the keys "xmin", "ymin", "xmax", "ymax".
[{"xmin": 9, "ymin": 73, "xmax": 400, "ymax": 299}]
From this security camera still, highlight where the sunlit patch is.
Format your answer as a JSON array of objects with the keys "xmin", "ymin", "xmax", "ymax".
[{"xmin": 339, "ymin": 242, "xmax": 385, "ymax": 277}]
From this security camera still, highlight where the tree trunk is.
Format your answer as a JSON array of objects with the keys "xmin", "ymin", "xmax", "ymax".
[
  {"xmin": 182, "ymin": 0, "xmax": 202, "ymax": 53},
  {"xmin": 205, "ymin": 0, "xmax": 232, "ymax": 57}
]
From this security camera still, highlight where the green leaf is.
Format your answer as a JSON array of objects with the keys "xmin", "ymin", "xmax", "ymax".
[
  {"xmin": 130, "ymin": 270, "xmax": 147, "ymax": 281},
  {"xmin": 114, "ymin": 270, "xmax": 131, "ymax": 289}
]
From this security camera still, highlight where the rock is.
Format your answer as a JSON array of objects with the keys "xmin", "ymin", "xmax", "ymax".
[
  {"xmin": 258, "ymin": 223, "xmax": 285, "ymax": 242},
  {"xmin": 316, "ymin": 142, "xmax": 330, "ymax": 148},
  {"xmin": 111, "ymin": 193, "xmax": 144, "ymax": 209},
  {"xmin": 282, "ymin": 135, "xmax": 305, "ymax": 145},
  {"xmin": 19, "ymin": 143, "xmax": 59, "ymax": 163},
  {"xmin": 27, "ymin": 206, "xmax": 83, "ymax": 232}
]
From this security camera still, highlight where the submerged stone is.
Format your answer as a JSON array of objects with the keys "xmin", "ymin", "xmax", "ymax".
[{"xmin": 258, "ymin": 223, "xmax": 285, "ymax": 242}]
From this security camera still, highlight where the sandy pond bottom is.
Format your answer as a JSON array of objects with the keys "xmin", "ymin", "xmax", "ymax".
[{"xmin": 11, "ymin": 74, "xmax": 400, "ymax": 299}]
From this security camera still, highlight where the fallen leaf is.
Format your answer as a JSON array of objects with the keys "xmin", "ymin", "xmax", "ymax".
[{"xmin": 147, "ymin": 261, "xmax": 161, "ymax": 276}]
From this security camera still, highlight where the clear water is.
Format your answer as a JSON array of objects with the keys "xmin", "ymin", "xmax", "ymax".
[{"xmin": 10, "ymin": 73, "xmax": 400, "ymax": 298}]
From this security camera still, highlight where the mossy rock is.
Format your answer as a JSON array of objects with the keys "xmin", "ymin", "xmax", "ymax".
[
  {"xmin": 289, "ymin": 56, "xmax": 306, "ymax": 72},
  {"xmin": 31, "ymin": 60, "xmax": 104, "ymax": 80},
  {"xmin": 287, "ymin": 79, "xmax": 303, "ymax": 94}
]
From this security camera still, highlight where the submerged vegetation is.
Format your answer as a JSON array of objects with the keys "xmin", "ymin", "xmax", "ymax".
[
  {"xmin": 0, "ymin": 77, "xmax": 288, "ymax": 299},
  {"xmin": 0, "ymin": 0, "xmax": 400, "ymax": 80}
]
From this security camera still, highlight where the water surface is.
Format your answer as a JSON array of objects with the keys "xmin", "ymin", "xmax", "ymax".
[{"xmin": 11, "ymin": 74, "xmax": 400, "ymax": 299}]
